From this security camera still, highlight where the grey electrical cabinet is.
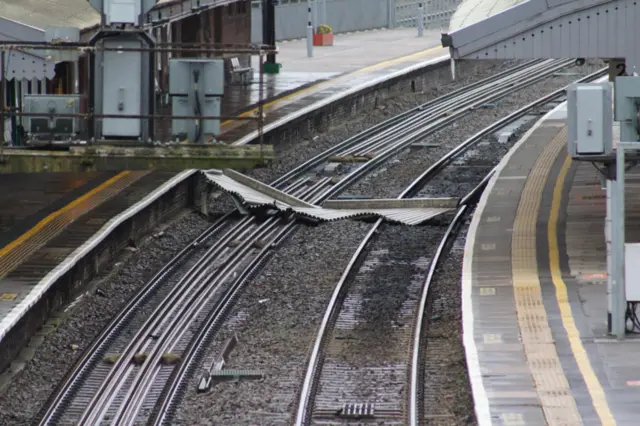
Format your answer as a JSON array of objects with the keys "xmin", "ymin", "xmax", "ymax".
[
  {"xmin": 567, "ymin": 82, "xmax": 613, "ymax": 159},
  {"xmin": 101, "ymin": 38, "xmax": 143, "ymax": 139},
  {"xmin": 169, "ymin": 59, "xmax": 225, "ymax": 143},
  {"xmin": 23, "ymin": 94, "xmax": 81, "ymax": 139}
]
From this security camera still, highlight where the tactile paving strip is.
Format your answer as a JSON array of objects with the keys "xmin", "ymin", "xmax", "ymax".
[
  {"xmin": 0, "ymin": 170, "xmax": 149, "ymax": 280},
  {"xmin": 511, "ymin": 126, "xmax": 583, "ymax": 424}
]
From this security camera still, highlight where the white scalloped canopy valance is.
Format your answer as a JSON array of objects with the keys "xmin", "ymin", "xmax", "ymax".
[{"xmin": 1, "ymin": 50, "xmax": 55, "ymax": 81}]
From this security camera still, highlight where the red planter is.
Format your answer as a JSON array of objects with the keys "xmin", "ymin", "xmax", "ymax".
[{"xmin": 313, "ymin": 33, "xmax": 334, "ymax": 46}]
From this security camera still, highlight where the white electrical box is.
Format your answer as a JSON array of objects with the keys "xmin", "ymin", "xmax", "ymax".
[
  {"xmin": 625, "ymin": 243, "xmax": 640, "ymax": 301},
  {"xmin": 567, "ymin": 82, "xmax": 613, "ymax": 159}
]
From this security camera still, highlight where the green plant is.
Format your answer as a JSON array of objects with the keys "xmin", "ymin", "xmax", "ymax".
[{"xmin": 317, "ymin": 24, "xmax": 333, "ymax": 34}]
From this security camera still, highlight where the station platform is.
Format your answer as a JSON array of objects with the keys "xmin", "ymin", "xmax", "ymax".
[
  {"xmin": 219, "ymin": 27, "xmax": 447, "ymax": 143},
  {"xmin": 464, "ymin": 99, "xmax": 640, "ymax": 424}
]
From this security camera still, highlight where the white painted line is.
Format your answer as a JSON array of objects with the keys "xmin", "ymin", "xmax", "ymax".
[
  {"xmin": 462, "ymin": 99, "xmax": 570, "ymax": 426},
  {"xmin": 232, "ymin": 54, "xmax": 450, "ymax": 146},
  {"xmin": 0, "ymin": 169, "xmax": 198, "ymax": 343}
]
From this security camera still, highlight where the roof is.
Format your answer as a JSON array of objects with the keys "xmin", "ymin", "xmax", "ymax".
[
  {"xmin": 204, "ymin": 169, "xmax": 456, "ymax": 226},
  {"xmin": 442, "ymin": 0, "xmax": 626, "ymax": 64},
  {"xmin": 0, "ymin": 0, "xmax": 100, "ymax": 32},
  {"xmin": 448, "ymin": 0, "xmax": 527, "ymax": 31},
  {"xmin": 0, "ymin": 0, "xmax": 244, "ymax": 34}
]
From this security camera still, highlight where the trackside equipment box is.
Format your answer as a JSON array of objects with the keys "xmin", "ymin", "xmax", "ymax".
[{"xmin": 567, "ymin": 82, "xmax": 613, "ymax": 159}]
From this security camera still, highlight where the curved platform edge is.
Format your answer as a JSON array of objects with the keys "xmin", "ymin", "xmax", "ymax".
[{"xmin": 461, "ymin": 100, "xmax": 569, "ymax": 426}]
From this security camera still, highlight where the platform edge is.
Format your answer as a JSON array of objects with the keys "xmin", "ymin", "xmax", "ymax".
[
  {"xmin": 0, "ymin": 169, "xmax": 199, "ymax": 343},
  {"xmin": 461, "ymin": 99, "xmax": 569, "ymax": 426}
]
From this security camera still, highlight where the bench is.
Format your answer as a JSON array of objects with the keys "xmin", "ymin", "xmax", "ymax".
[{"xmin": 229, "ymin": 57, "xmax": 253, "ymax": 85}]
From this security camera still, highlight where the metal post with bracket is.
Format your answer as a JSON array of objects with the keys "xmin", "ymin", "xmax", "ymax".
[{"xmin": 568, "ymin": 74, "xmax": 640, "ymax": 339}]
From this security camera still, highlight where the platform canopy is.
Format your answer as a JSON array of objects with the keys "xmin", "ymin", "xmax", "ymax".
[{"xmin": 442, "ymin": 0, "xmax": 640, "ymax": 72}]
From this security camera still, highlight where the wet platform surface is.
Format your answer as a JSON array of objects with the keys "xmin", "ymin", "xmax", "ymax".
[
  {"xmin": 464, "ymin": 101, "xmax": 640, "ymax": 425},
  {"xmin": 156, "ymin": 28, "xmax": 445, "ymax": 142},
  {"xmin": 0, "ymin": 173, "xmax": 109, "ymax": 238},
  {"xmin": 219, "ymin": 28, "xmax": 447, "ymax": 143},
  {"xmin": 0, "ymin": 171, "xmax": 176, "ymax": 336},
  {"xmin": 221, "ymin": 71, "xmax": 339, "ymax": 116}
]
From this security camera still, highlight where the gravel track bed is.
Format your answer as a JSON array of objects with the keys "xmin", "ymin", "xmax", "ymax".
[
  {"xmin": 417, "ymin": 116, "xmax": 540, "ymax": 199},
  {"xmin": 241, "ymin": 60, "xmax": 524, "ymax": 188},
  {"xmin": 0, "ymin": 211, "xmax": 211, "ymax": 426},
  {"xmin": 0, "ymin": 59, "xmax": 547, "ymax": 423},
  {"xmin": 56, "ymin": 219, "xmax": 244, "ymax": 426},
  {"xmin": 174, "ymin": 221, "xmax": 371, "ymax": 425},
  {"xmin": 171, "ymin": 61, "xmax": 590, "ymax": 423},
  {"xmin": 421, "ymin": 224, "xmax": 474, "ymax": 426},
  {"xmin": 342, "ymin": 61, "xmax": 604, "ymax": 200},
  {"xmin": 311, "ymin": 225, "xmax": 445, "ymax": 425},
  {"xmin": 208, "ymin": 60, "xmax": 523, "ymax": 218}
]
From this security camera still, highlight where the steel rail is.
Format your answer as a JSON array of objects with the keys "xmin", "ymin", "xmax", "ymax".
[
  {"xmin": 270, "ymin": 59, "xmax": 544, "ymax": 187},
  {"xmin": 139, "ymin": 58, "xmax": 573, "ymax": 424},
  {"xmin": 78, "ymin": 178, "xmax": 329, "ymax": 424},
  {"xmin": 38, "ymin": 58, "xmax": 577, "ymax": 426},
  {"xmin": 36, "ymin": 178, "xmax": 306, "ymax": 425},
  {"xmin": 294, "ymin": 66, "xmax": 608, "ymax": 426},
  {"xmin": 151, "ymin": 58, "xmax": 580, "ymax": 426}
]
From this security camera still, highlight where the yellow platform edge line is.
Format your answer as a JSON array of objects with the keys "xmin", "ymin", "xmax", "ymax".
[
  {"xmin": 548, "ymin": 155, "xmax": 616, "ymax": 425},
  {"xmin": 0, "ymin": 171, "xmax": 131, "ymax": 258},
  {"xmin": 221, "ymin": 45, "xmax": 445, "ymax": 127}
]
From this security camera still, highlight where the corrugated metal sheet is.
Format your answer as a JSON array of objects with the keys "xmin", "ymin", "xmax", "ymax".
[
  {"xmin": 204, "ymin": 170, "xmax": 454, "ymax": 226},
  {"xmin": 288, "ymin": 207, "xmax": 451, "ymax": 226},
  {"xmin": 205, "ymin": 171, "xmax": 321, "ymax": 208}
]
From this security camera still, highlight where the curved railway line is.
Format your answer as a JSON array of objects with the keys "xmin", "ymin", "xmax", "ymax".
[
  {"xmin": 293, "ymin": 68, "xmax": 607, "ymax": 426},
  {"xmin": 36, "ymin": 59, "xmax": 604, "ymax": 426}
]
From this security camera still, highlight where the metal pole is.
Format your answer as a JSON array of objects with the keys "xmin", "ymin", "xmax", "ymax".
[
  {"xmin": 450, "ymin": 56, "xmax": 456, "ymax": 80},
  {"xmin": 258, "ymin": 53, "xmax": 264, "ymax": 161},
  {"xmin": 0, "ymin": 51, "xmax": 5, "ymax": 143},
  {"xmin": 312, "ymin": 0, "xmax": 317, "ymax": 30},
  {"xmin": 75, "ymin": 60, "xmax": 80, "ymax": 94},
  {"xmin": 417, "ymin": 3, "xmax": 424, "ymax": 37},
  {"xmin": 606, "ymin": 175, "xmax": 613, "ymax": 333},
  {"xmin": 306, "ymin": 1, "xmax": 314, "ymax": 58},
  {"xmin": 613, "ymin": 143, "xmax": 628, "ymax": 338}
]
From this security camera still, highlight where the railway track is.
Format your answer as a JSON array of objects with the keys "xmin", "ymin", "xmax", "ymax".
[
  {"xmin": 36, "ymin": 59, "xmax": 587, "ymax": 426},
  {"xmin": 293, "ymin": 67, "xmax": 607, "ymax": 426}
]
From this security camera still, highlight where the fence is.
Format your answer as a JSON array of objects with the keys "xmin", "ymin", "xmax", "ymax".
[
  {"xmin": 251, "ymin": 0, "xmax": 461, "ymax": 43},
  {"xmin": 395, "ymin": 0, "xmax": 459, "ymax": 31}
]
